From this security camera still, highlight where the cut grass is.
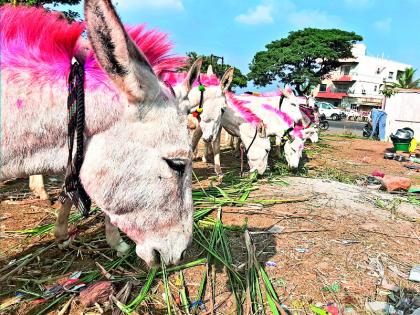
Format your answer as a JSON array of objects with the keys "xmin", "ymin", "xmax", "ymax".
[{"xmin": 1, "ymin": 171, "xmax": 294, "ymax": 314}]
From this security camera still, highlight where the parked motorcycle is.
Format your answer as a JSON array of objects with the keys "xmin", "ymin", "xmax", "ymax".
[
  {"xmin": 318, "ymin": 113, "xmax": 329, "ymax": 131},
  {"xmin": 362, "ymin": 121, "xmax": 372, "ymax": 137}
]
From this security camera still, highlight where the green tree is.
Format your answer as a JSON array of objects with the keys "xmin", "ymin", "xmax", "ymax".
[
  {"xmin": 248, "ymin": 28, "xmax": 363, "ymax": 95},
  {"xmin": 182, "ymin": 52, "xmax": 248, "ymax": 91},
  {"xmin": 1, "ymin": 0, "xmax": 81, "ymax": 21},
  {"xmin": 382, "ymin": 68, "xmax": 420, "ymax": 97}
]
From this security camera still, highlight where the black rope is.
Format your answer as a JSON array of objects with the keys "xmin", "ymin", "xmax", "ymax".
[
  {"xmin": 245, "ymin": 126, "xmax": 258, "ymax": 156},
  {"xmin": 278, "ymin": 95, "xmax": 285, "ymax": 110},
  {"xmin": 240, "ymin": 126, "xmax": 259, "ymax": 177},
  {"xmin": 59, "ymin": 59, "xmax": 91, "ymax": 217}
]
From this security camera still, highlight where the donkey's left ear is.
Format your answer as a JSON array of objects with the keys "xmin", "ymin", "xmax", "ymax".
[
  {"xmin": 85, "ymin": 0, "xmax": 160, "ymax": 104},
  {"xmin": 220, "ymin": 67, "xmax": 234, "ymax": 92},
  {"xmin": 180, "ymin": 58, "xmax": 203, "ymax": 98}
]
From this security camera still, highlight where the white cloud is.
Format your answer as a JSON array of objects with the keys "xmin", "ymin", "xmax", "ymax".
[
  {"xmin": 344, "ymin": 0, "xmax": 375, "ymax": 9},
  {"xmin": 288, "ymin": 10, "xmax": 341, "ymax": 28},
  {"xmin": 374, "ymin": 17, "xmax": 392, "ymax": 31},
  {"xmin": 235, "ymin": 5, "xmax": 274, "ymax": 25},
  {"xmin": 116, "ymin": 0, "xmax": 184, "ymax": 11}
]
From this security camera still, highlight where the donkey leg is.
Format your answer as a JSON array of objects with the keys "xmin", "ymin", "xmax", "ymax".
[
  {"xmin": 105, "ymin": 215, "xmax": 130, "ymax": 257},
  {"xmin": 202, "ymin": 142, "xmax": 209, "ymax": 163},
  {"xmin": 54, "ymin": 199, "xmax": 72, "ymax": 243},
  {"xmin": 213, "ymin": 130, "xmax": 223, "ymax": 175},
  {"xmin": 29, "ymin": 175, "xmax": 50, "ymax": 201},
  {"xmin": 191, "ymin": 127, "xmax": 203, "ymax": 160}
]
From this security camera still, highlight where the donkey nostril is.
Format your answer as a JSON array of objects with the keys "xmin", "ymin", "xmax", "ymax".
[
  {"xmin": 152, "ymin": 249, "xmax": 161, "ymax": 265},
  {"xmin": 180, "ymin": 249, "xmax": 187, "ymax": 260}
]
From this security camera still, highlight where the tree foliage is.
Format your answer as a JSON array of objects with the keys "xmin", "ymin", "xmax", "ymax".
[
  {"xmin": 382, "ymin": 67, "xmax": 420, "ymax": 97},
  {"xmin": 248, "ymin": 28, "xmax": 363, "ymax": 95},
  {"xmin": 0, "ymin": 0, "xmax": 81, "ymax": 21},
  {"xmin": 182, "ymin": 52, "xmax": 248, "ymax": 91}
]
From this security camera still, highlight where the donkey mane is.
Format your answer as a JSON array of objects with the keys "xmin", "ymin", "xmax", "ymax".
[
  {"xmin": 1, "ymin": 5, "xmax": 185, "ymax": 90},
  {"xmin": 225, "ymin": 92, "xmax": 261, "ymax": 125},
  {"xmin": 261, "ymin": 104, "xmax": 294, "ymax": 127},
  {"xmin": 161, "ymin": 71, "xmax": 220, "ymax": 88},
  {"xmin": 0, "ymin": 5, "xmax": 84, "ymax": 81}
]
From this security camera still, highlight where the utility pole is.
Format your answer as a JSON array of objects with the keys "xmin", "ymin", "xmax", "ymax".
[{"xmin": 210, "ymin": 54, "xmax": 225, "ymax": 76}]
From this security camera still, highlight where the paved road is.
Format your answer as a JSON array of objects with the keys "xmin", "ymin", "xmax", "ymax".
[{"xmin": 325, "ymin": 119, "xmax": 365, "ymax": 137}]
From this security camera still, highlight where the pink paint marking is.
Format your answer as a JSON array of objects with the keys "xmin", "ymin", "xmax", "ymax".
[
  {"xmin": 225, "ymin": 92, "xmax": 261, "ymax": 125},
  {"xmin": 16, "ymin": 99, "xmax": 24, "ymax": 110},
  {"xmin": 261, "ymin": 103, "xmax": 294, "ymax": 127},
  {"xmin": 291, "ymin": 123, "xmax": 304, "ymax": 139},
  {"xmin": 160, "ymin": 72, "xmax": 220, "ymax": 88},
  {"xmin": 2, "ymin": 5, "xmax": 186, "ymax": 94}
]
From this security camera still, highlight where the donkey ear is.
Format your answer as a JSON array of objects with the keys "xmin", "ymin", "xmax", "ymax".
[
  {"xmin": 281, "ymin": 88, "xmax": 294, "ymax": 99},
  {"xmin": 180, "ymin": 58, "xmax": 203, "ymax": 98},
  {"xmin": 207, "ymin": 65, "xmax": 214, "ymax": 76},
  {"xmin": 84, "ymin": 0, "xmax": 160, "ymax": 103},
  {"xmin": 220, "ymin": 67, "xmax": 234, "ymax": 92}
]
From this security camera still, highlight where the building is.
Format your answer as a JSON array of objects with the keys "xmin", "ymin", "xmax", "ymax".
[{"xmin": 313, "ymin": 44, "xmax": 411, "ymax": 112}]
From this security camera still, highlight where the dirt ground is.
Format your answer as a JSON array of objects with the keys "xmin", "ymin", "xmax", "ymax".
[{"xmin": 0, "ymin": 134, "xmax": 419, "ymax": 314}]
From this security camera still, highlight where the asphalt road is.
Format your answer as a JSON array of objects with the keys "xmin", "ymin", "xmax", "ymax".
[{"xmin": 325, "ymin": 119, "xmax": 365, "ymax": 137}]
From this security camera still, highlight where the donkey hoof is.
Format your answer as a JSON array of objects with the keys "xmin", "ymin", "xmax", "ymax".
[
  {"xmin": 57, "ymin": 237, "xmax": 72, "ymax": 249},
  {"xmin": 115, "ymin": 241, "xmax": 131, "ymax": 257}
]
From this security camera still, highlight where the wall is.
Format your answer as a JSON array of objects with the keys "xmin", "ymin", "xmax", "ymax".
[{"xmin": 385, "ymin": 90, "xmax": 420, "ymax": 141}]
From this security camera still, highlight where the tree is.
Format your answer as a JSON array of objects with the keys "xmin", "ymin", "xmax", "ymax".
[
  {"xmin": 248, "ymin": 28, "xmax": 363, "ymax": 95},
  {"xmin": 1, "ymin": 0, "xmax": 81, "ymax": 21},
  {"xmin": 382, "ymin": 68, "xmax": 420, "ymax": 97},
  {"xmin": 181, "ymin": 52, "xmax": 248, "ymax": 91}
]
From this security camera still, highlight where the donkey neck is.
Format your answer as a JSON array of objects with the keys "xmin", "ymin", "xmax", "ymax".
[{"xmin": 0, "ymin": 70, "xmax": 125, "ymax": 180}]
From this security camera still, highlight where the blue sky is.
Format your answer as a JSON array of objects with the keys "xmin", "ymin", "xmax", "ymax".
[{"xmin": 53, "ymin": 0, "xmax": 420, "ymax": 90}]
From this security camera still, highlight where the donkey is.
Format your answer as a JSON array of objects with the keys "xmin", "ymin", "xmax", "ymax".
[
  {"xmin": 1, "ymin": 1, "xmax": 202, "ymax": 266},
  {"xmin": 188, "ymin": 66, "xmax": 235, "ymax": 174},
  {"xmin": 27, "ymin": 58, "xmax": 204, "ymax": 203}
]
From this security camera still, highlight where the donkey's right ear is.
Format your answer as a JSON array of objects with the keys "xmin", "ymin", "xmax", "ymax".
[
  {"xmin": 179, "ymin": 58, "xmax": 203, "ymax": 98},
  {"xmin": 220, "ymin": 67, "xmax": 234, "ymax": 92},
  {"xmin": 207, "ymin": 65, "xmax": 214, "ymax": 76},
  {"xmin": 85, "ymin": 0, "xmax": 161, "ymax": 104}
]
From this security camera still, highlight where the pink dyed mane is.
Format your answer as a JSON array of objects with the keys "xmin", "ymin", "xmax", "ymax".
[
  {"xmin": 291, "ymin": 123, "xmax": 304, "ymax": 139},
  {"xmin": 261, "ymin": 104, "xmax": 294, "ymax": 127},
  {"xmin": 161, "ymin": 72, "xmax": 220, "ymax": 88},
  {"xmin": 225, "ymin": 92, "xmax": 261, "ymax": 125},
  {"xmin": 84, "ymin": 25, "xmax": 186, "ymax": 91},
  {"xmin": 1, "ymin": 5, "xmax": 84, "ymax": 81},
  {"xmin": 2, "ymin": 5, "xmax": 185, "ymax": 91}
]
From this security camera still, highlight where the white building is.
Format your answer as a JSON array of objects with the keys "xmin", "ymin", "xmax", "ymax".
[{"xmin": 314, "ymin": 44, "xmax": 412, "ymax": 112}]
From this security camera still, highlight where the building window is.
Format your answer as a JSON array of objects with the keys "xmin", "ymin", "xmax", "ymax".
[
  {"xmin": 374, "ymin": 85, "xmax": 377, "ymax": 92},
  {"xmin": 342, "ymin": 65, "xmax": 351, "ymax": 75},
  {"xmin": 397, "ymin": 70, "xmax": 403, "ymax": 80},
  {"xmin": 319, "ymin": 84, "xmax": 327, "ymax": 92},
  {"xmin": 388, "ymin": 72, "xmax": 394, "ymax": 79}
]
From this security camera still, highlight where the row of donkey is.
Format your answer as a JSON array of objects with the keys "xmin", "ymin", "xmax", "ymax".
[
  {"xmin": 1, "ymin": 0, "xmax": 316, "ymax": 267},
  {"xmin": 186, "ymin": 65, "xmax": 319, "ymax": 176}
]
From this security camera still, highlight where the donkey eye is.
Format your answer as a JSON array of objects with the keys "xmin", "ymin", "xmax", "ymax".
[{"xmin": 164, "ymin": 158, "xmax": 187, "ymax": 175}]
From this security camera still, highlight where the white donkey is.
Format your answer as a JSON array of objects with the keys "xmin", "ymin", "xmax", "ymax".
[
  {"xmin": 189, "ymin": 67, "xmax": 271, "ymax": 175},
  {"xmin": 1, "ymin": 1, "xmax": 203, "ymax": 266}
]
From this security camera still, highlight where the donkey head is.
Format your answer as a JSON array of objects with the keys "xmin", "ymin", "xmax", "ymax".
[
  {"xmin": 81, "ymin": 0, "xmax": 196, "ymax": 266},
  {"xmin": 284, "ymin": 128, "xmax": 305, "ymax": 169},
  {"xmin": 197, "ymin": 67, "xmax": 234, "ymax": 142},
  {"xmin": 239, "ymin": 123, "xmax": 271, "ymax": 175}
]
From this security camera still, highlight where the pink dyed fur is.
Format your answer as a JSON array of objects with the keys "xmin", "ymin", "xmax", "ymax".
[
  {"xmin": 0, "ymin": 5, "xmax": 84, "ymax": 82},
  {"xmin": 225, "ymin": 92, "xmax": 261, "ymax": 125},
  {"xmin": 261, "ymin": 103, "xmax": 294, "ymax": 127},
  {"xmin": 1, "ymin": 5, "xmax": 185, "ymax": 92},
  {"xmin": 161, "ymin": 72, "xmax": 220, "ymax": 87}
]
